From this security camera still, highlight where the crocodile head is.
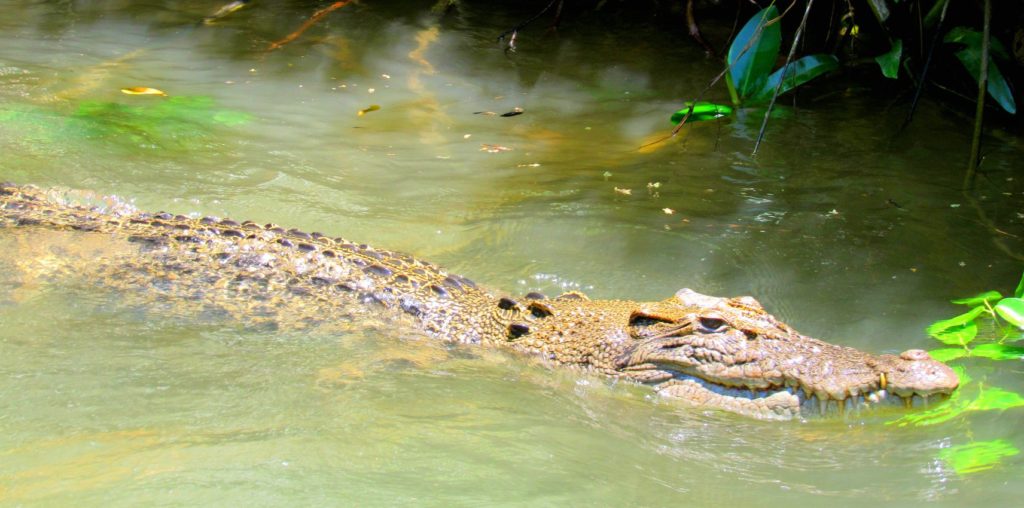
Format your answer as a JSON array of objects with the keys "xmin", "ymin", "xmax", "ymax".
[
  {"xmin": 501, "ymin": 288, "xmax": 958, "ymax": 420},
  {"xmin": 614, "ymin": 288, "xmax": 959, "ymax": 420}
]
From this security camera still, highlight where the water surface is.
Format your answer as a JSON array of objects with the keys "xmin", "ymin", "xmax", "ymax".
[{"xmin": 1, "ymin": 1, "xmax": 1023, "ymax": 506}]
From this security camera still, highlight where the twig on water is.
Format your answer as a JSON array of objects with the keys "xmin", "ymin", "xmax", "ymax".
[
  {"xmin": 964, "ymin": 0, "xmax": 991, "ymax": 190},
  {"xmin": 267, "ymin": 1, "xmax": 353, "ymax": 52},
  {"xmin": 496, "ymin": 0, "xmax": 561, "ymax": 52}
]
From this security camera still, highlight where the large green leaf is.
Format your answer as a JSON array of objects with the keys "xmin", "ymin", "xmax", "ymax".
[
  {"xmin": 748, "ymin": 54, "xmax": 839, "ymax": 103},
  {"xmin": 926, "ymin": 306, "xmax": 985, "ymax": 344},
  {"xmin": 969, "ymin": 386, "xmax": 1024, "ymax": 412},
  {"xmin": 951, "ymin": 290, "xmax": 1002, "ymax": 306},
  {"xmin": 945, "ymin": 27, "xmax": 1017, "ymax": 114},
  {"xmin": 945, "ymin": 27, "xmax": 1010, "ymax": 60},
  {"xmin": 994, "ymin": 297, "xmax": 1024, "ymax": 328},
  {"xmin": 970, "ymin": 343, "xmax": 1024, "ymax": 361},
  {"xmin": 875, "ymin": 39, "xmax": 902, "ymax": 79},
  {"xmin": 939, "ymin": 440, "xmax": 1020, "ymax": 475},
  {"xmin": 953, "ymin": 48, "xmax": 1017, "ymax": 114},
  {"xmin": 932, "ymin": 322, "xmax": 978, "ymax": 346},
  {"xmin": 728, "ymin": 6, "xmax": 781, "ymax": 101},
  {"xmin": 866, "ymin": 0, "xmax": 891, "ymax": 24}
]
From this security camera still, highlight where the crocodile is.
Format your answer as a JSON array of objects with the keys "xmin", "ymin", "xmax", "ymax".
[{"xmin": 0, "ymin": 182, "xmax": 959, "ymax": 420}]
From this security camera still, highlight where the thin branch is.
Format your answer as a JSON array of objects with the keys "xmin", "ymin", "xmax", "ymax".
[
  {"xmin": 686, "ymin": 0, "xmax": 716, "ymax": 56},
  {"xmin": 752, "ymin": 0, "xmax": 815, "ymax": 155},
  {"xmin": 965, "ymin": 0, "xmax": 991, "ymax": 190},
  {"xmin": 266, "ymin": 1, "xmax": 353, "ymax": 52},
  {"xmin": 901, "ymin": 0, "xmax": 949, "ymax": 131},
  {"xmin": 496, "ymin": 0, "xmax": 559, "ymax": 46}
]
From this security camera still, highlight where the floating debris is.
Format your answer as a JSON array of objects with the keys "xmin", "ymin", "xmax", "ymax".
[
  {"xmin": 267, "ymin": 1, "xmax": 353, "ymax": 52},
  {"xmin": 480, "ymin": 144, "xmax": 512, "ymax": 153},
  {"xmin": 473, "ymin": 111, "xmax": 497, "ymax": 116},
  {"xmin": 120, "ymin": 87, "xmax": 167, "ymax": 96},
  {"xmin": 614, "ymin": 187, "xmax": 632, "ymax": 196},
  {"xmin": 357, "ymin": 104, "xmax": 380, "ymax": 116},
  {"xmin": 203, "ymin": 0, "xmax": 249, "ymax": 25},
  {"xmin": 662, "ymin": 208, "xmax": 675, "ymax": 214},
  {"xmin": 500, "ymin": 107, "xmax": 524, "ymax": 117}
]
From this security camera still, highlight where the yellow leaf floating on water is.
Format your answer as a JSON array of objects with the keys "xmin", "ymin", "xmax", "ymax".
[
  {"xmin": 614, "ymin": 187, "xmax": 632, "ymax": 195},
  {"xmin": 357, "ymin": 104, "xmax": 380, "ymax": 116},
  {"xmin": 120, "ymin": 87, "xmax": 167, "ymax": 96}
]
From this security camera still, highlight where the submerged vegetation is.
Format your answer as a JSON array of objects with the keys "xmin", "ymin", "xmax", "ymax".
[{"xmin": 0, "ymin": 96, "xmax": 250, "ymax": 153}]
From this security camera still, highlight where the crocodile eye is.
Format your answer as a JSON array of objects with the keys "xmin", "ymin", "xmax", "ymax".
[
  {"xmin": 527, "ymin": 302, "xmax": 554, "ymax": 318},
  {"xmin": 698, "ymin": 316, "xmax": 727, "ymax": 333}
]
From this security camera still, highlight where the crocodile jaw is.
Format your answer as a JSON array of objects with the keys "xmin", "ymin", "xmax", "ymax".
[
  {"xmin": 652, "ymin": 372, "xmax": 951, "ymax": 421},
  {"xmin": 620, "ymin": 336, "xmax": 959, "ymax": 421}
]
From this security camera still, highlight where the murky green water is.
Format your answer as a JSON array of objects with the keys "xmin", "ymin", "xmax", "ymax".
[{"xmin": 1, "ymin": 1, "xmax": 1023, "ymax": 506}]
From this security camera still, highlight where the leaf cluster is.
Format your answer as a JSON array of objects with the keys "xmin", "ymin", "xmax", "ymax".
[{"xmin": 890, "ymin": 271, "xmax": 1024, "ymax": 475}]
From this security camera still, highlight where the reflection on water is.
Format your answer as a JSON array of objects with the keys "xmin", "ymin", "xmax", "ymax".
[{"xmin": 1, "ymin": 1, "xmax": 1023, "ymax": 506}]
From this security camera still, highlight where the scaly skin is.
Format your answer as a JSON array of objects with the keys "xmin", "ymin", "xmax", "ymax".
[{"xmin": 0, "ymin": 183, "xmax": 959, "ymax": 420}]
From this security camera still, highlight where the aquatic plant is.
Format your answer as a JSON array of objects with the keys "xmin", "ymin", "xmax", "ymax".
[{"xmin": 890, "ymin": 271, "xmax": 1024, "ymax": 474}]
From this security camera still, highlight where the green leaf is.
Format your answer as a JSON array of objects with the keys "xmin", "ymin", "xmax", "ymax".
[
  {"xmin": 933, "ymin": 322, "xmax": 978, "ymax": 346},
  {"xmin": 953, "ymin": 48, "xmax": 1017, "ymax": 114},
  {"xmin": 866, "ymin": 0, "xmax": 891, "ymax": 24},
  {"xmin": 923, "ymin": 0, "xmax": 948, "ymax": 29},
  {"xmin": 669, "ymin": 102, "xmax": 734, "ymax": 124},
  {"xmin": 939, "ymin": 439, "xmax": 1019, "ymax": 475},
  {"xmin": 1014, "ymin": 271, "xmax": 1024, "ymax": 298},
  {"xmin": 994, "ymin": 298, "xmax": 1024, "ymax": 328},
  {"xmin": 950, "ymin": 290, "xmax": 1002, "ymax": 306},
  {"xmin": 728, "ymin": 6, "xmax": 781, "ymax": 101},
  {"xmin": 968, "ymin": 386, "xmax": 1024, "ymax": 412},
  {"xmin": 748, "ymin": 54, "xmax": 839, "ymax": 103},
  {"xmin": 945, "ymin": 28, "xmax": 1017, "ymax": 114},
  {"xmin": 971, "ymin": 343, "xmax": 1024, "ymax": 361},
  {"xmin": 945, "ymin": 27, "xmax": 1010, "ymax": 60},
  {"xmin": 875, "ymin": 39, "xmax": 902, "ymax": 79},
  {"xmin": 926, "ymin": 306, "xmax": 985, "ymax": 344},
  {"xmin": 928, "ymin": 347, "xmax": 969, "ymax": 362}
]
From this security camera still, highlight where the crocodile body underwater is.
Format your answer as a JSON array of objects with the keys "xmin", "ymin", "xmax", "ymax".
[{"xmin": 0, "ymin": 183, "xmax": 959, "ymax": 420}]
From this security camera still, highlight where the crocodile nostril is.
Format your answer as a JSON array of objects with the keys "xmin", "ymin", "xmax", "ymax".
[{"xmin": 899, "ymin": 349, "xmax": 930, "ymax": 361}]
